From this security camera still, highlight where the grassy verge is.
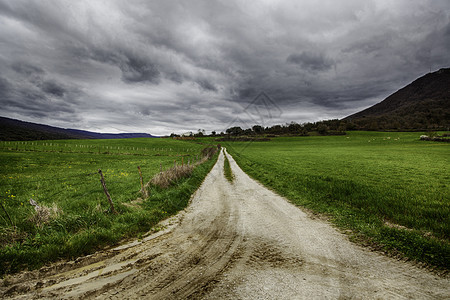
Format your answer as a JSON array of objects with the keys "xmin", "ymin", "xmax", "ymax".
[
  {"xmin": 0, "ymin": 138, "xmax": 218, "ymax": 275},
  {"xmin": 223, "ymin": 153, "xmax": 234, "ymax": 183},
  {"xmin": 224, "ymin": 132, "xmax": 449, "ymax": 271}
]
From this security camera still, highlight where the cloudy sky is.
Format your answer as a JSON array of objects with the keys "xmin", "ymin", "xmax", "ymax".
[{"xmin": 1, "ymin": 0, "xmax": 449, "ymax": 135}]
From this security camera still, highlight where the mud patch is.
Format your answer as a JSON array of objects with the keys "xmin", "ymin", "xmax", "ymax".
[{"xmin": 248, "ymin": 240, "xmax": 303, "ymax": 269}]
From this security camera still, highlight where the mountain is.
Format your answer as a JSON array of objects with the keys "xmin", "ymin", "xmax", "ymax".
[
  {"xmin": 0, "ymin": 116, "xmax": 157, "ymax": 141},
  {"xmin": 344, "ymin": 68, "xmax": 450, "ymax": 130}
]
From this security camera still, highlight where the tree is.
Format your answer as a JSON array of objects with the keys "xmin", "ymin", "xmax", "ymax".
[
  {"xmin": 317, "ymin": 124, "xmax": 329, "ymax": 135},
  {"xmin": 252, "ymin": 125, "xmax": 264, "ymax": 134},
  {"xmin": 226, "ymin": 126, "xmax": 243, "ymax": 136},
  {"xmin": 288, "ymin": 122, "xmax": 301, "ymax": 133},
  {"xmin": 269, "ymin": 125, "xmax": 283, "ymax": 134},
  {"xmin": 195, "ymin": 129, "xmax": 205, "ymax": 137}
]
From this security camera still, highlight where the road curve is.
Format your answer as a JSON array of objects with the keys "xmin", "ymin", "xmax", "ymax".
[{"xmin": 1, "ymin": 149, "xmax": 449, "ymax": 299}]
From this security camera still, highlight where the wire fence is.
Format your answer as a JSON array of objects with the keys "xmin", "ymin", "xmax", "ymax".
[
  {"xmin": 0, "ymin": 152, "xmax": 205, "ymax": 213},
  {"xmin": 0, "ymin": 141, "xmax": 211, "ymax": 221},
  {"xmin": 0, "ymin": 141, "xmax": 198, "ymax": 156}
]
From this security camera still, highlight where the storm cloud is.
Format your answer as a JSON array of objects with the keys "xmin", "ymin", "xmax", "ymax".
[
  {"xmin": 287, "ymin": 52, "xmax": 335, "ymax": 72},
  {"xmin": 0, "ymin": 0, "xmax": 449, "ymax": 135}
]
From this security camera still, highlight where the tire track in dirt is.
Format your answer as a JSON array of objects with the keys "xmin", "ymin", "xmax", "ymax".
[{"xmin": 1, "ymin": 149, "xmax": 449, "ymax": 299}]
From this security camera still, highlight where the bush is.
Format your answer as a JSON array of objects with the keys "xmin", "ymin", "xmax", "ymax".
[
  {"xmin": 317, "ymin": 124, "xmax": 329, "ymax": 135},
  {"xmin": 201, "ymin": 146, "xmax": 218, "ymax": 159}
]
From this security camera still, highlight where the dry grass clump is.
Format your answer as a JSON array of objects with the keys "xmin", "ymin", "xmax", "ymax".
[
  {"xmin": 201, "ymin": 146, "xmax": 218, "ymax": 159},
  {"xmin": 149, "ymin": 146, "xmax": 219, "ymax": 189},
  {"xmin": 28, "ymin": 201, "xmax": 62, "ymax": 228},
  {"xmin": 150, "ymin": 164, "xmax": 195, "ymax": 189}
]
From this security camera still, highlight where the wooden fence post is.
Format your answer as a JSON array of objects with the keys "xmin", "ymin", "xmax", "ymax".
[
  {"xmin": 98, "ymin": 169, "xmax": 117, "ymax": 214},
  {"xmin": 137, "ymin": 166, "xmax": 148, "ymax": 198},
  {"xmin": 138, "ymin": 166, "xmax": 144, "ymax": 190}
]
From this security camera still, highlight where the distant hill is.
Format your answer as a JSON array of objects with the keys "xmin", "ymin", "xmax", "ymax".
[
  {"xmin": 344, "ymin": 68, "xmax": 450, "ymax": 131},
  {"xmin": 0, "ymin": 117, "xmax": 157, "ymax": 141}
]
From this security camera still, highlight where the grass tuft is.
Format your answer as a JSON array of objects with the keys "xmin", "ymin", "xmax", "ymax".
[
  {"xmin": 28, "ymin": 202, "xmax": 62, "ymax": 228},
  {"xmin": 223, "ymin": 154, "xmax": 234, "ymax": 182}
]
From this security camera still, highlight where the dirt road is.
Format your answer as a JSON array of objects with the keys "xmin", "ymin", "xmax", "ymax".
[{"xmin": 1, "ymin": 149, "xmax": 449, "ymax": 299}]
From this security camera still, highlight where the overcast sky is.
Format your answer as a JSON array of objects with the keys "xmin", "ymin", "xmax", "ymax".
[{"xmin": 1, "ymin": 0, "xmax": 449, "ymax": 135}]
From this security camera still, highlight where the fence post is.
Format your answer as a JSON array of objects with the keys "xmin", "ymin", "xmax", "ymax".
[
  {"xmin": 137, "ymin": 166, "xmax": 148, "ymax": 198},
  {"xmin": 160, "ymin": 163, "xmax": 162, "ymax": 173},
  {"xmin": 98, "ymin": 169, "xmax": 117, "ymax": 214}
]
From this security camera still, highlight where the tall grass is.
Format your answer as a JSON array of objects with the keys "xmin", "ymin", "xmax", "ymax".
[
  {"xmin": 224, "ymin": 132, "xmax": 449, "ymax": 270},
  {"xmin": 149, "ymin": 146, "xmax": 217, "ymax": 189}
]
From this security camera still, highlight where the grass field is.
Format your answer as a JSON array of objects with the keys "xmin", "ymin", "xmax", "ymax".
[
  {"xmin": 224, "ymin": 131, "xmax": 449, "ymax": 270},
  {"xmin": 0, "ymin": 138, "xmax": 218, "ymax": 275}
]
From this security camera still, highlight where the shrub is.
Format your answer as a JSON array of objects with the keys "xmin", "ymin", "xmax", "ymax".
[{"xmin": 201, "ymin": 146, "xmax": 218, "ymax": 159}]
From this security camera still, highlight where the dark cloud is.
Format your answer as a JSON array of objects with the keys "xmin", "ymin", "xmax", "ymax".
[
  {"xmin": 196, "ymin": 79, "xmax": 217, "ymax": 92},
  {"xmin": 40, "ymin": 81, "xmax": 66, "ymax": 97},
  {"xmin": 237, "ymin": 88, "xmax": 257, "ymax": 100},
  {"xmin": 287, "ymin": 52, "xmax": 335, "ymax": 72},
  {"xmin": 0, "ymin": 68, "xmax": 81, "ymax": 122},
  {"xmin": 70, "ymin": 47, "xmax": 161, "ymax": 84},
  {"xmin": 118, "ymin": 55, "xmax": 160, "ymax": 84},
  {"xmin": 0, "ymin": 0, "xmax": 449, "ymax": 135},
  {"xmin": 11, "ymin": 62, "xmax": 45, "ymax": 76},
  {"xmin": 0, "ymin": 76, "xmax": 11, "ymax": 93}
]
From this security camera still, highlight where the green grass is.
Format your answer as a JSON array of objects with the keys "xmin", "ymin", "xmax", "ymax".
[
  {"xmin": 224, "ymin": 131, "xmax": 449, "ymax": 270},
  {"xmin": 0, "ymin": 138, "xmax": 218, "ymax": 275},
  {"xmin": 223, "ymin": 153, "xmax": 234, "ymax": 183}
]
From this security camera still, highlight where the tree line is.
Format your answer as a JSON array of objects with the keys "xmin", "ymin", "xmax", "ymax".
[{"xmin": 171, "ymin": 114, "xmax": 448, "ymax": 139}]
